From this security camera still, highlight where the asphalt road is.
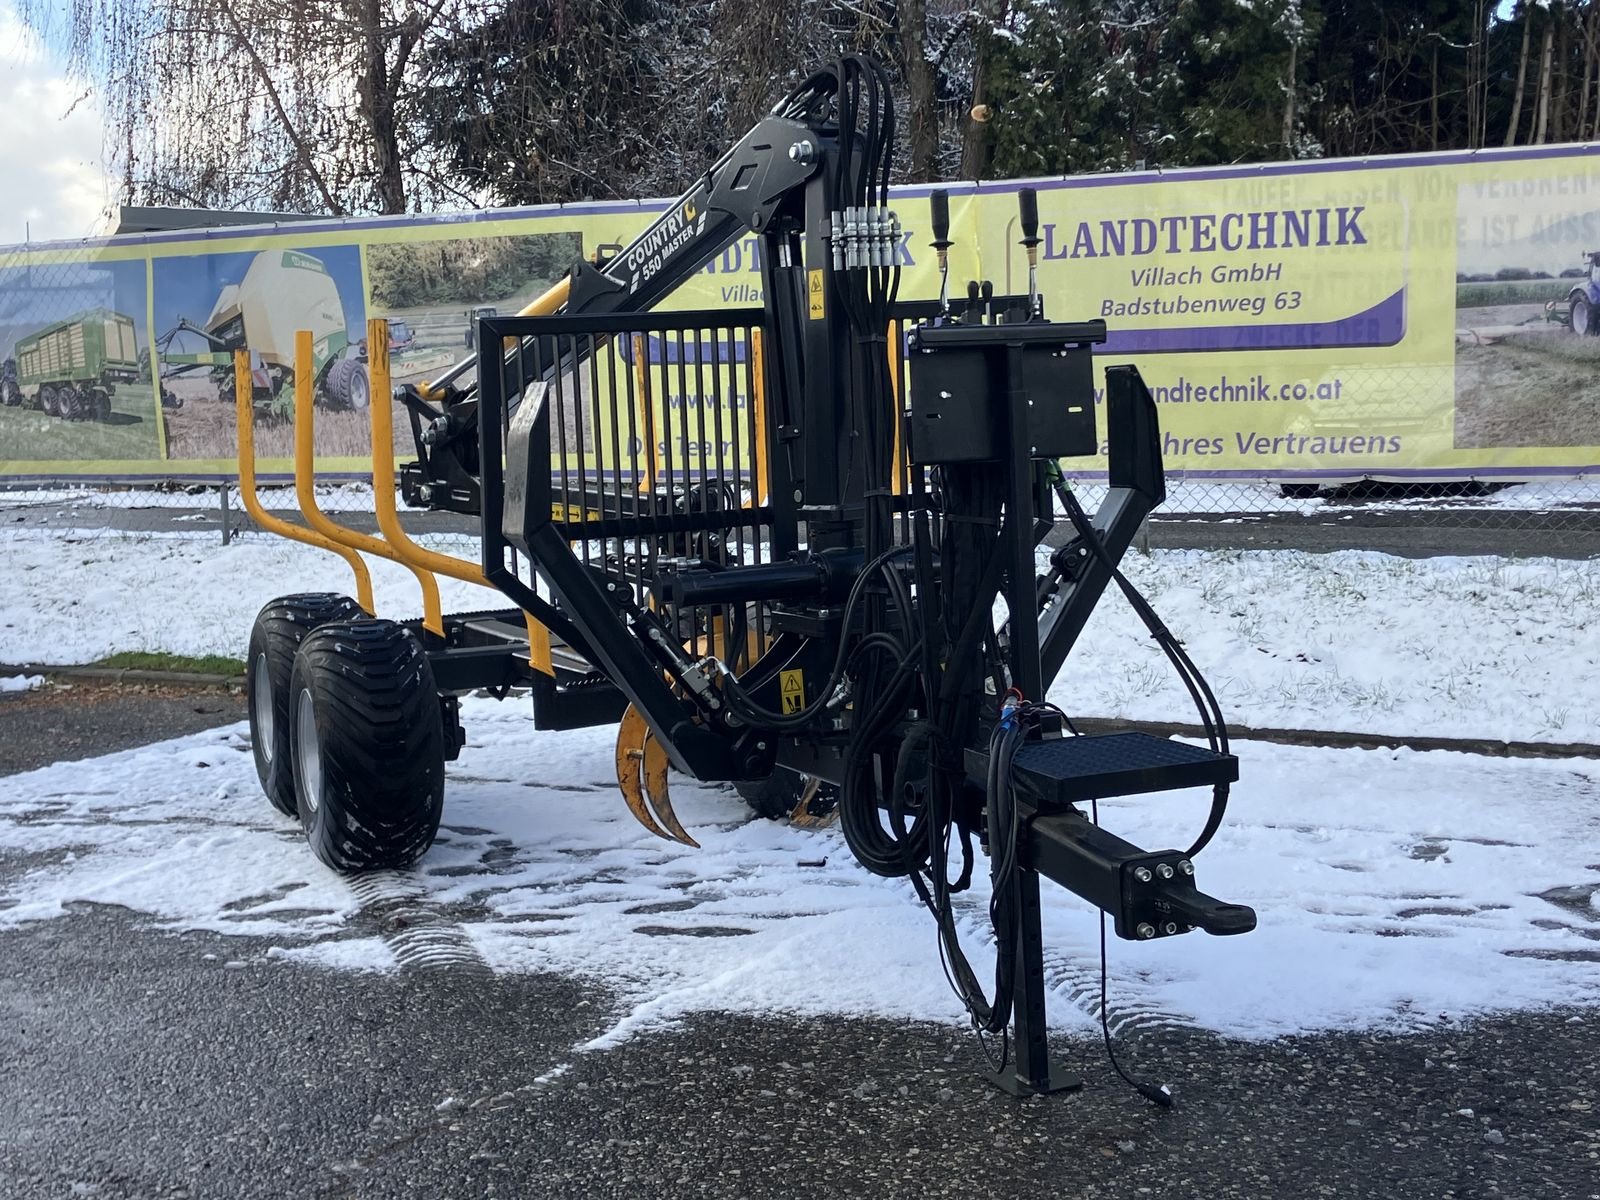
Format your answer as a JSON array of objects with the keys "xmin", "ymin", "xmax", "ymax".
[
  {"xmin": 1137, "ymin": 507, "xmax": 1600, "ymax": 559},
  {"xmin": 2, "ymin": 684, "xmax": 1598, "ymax": 1199},
  {"xmin": 0, "ymin": 679, "xmax": 243, "ymax": 776}
]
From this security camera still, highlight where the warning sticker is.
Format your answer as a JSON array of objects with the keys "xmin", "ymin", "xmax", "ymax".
[
  {"xmin": 780, "ymin": 668, "xmax": 805, "ymax": 714},
  {"xmin": 807, "ymin": 269, "xmax": 825, "ymax": 320}
]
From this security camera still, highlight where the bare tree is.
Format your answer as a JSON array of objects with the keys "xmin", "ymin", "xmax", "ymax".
[
  {"xmin": 1574, "ymin": 2, "xmax": 1587, "ymax": 136},
  {"xmin": 959, "ymin": 0, "xmax": 1007, "ymax": 180},
  {"xmin": 1553, "ymin": 0, "xmax": 1571, "ymax": 141},
  {"xmin": 1534, "ymin": 2, "xmax": 1557, "ymax": 143},
  {"xmin": 1467, "ymin": 0, "xmax": 1488, "ymax": 148},
  {"xmin": 16, "ymin": 0, "xmax": 456, "ymax": 215},
  {"xmin": 18, "ymin": 0, "xmax": 1574, "ymax": 219},
  {"xmin": 1278, "ymin": 0, "xmax": 1310, "ymax": 154},
  {"xmin": 1505, "ymin": 3, "xmax": 1534, "ymax": 146},
  {"xmin": 896, "ymin": 0, "xmax": 941, "ymax": 178}
]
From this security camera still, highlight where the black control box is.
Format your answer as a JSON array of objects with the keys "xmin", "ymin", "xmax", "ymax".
[{"xmin": 905, "ymin": 320, "xmax": 1105, "ymax": 465}]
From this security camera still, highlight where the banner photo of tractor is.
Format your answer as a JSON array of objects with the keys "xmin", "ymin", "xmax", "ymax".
[
  {"xmin": 0, "ymin": 255, "xmax": 161, "ymax": 469},
  {"xmin": 1453, "ymin": 157, "xmax": 1600, "ymax": 453}
]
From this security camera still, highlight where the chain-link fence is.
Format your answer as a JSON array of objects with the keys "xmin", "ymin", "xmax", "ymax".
[{"xmin": 5, "ymin": 473, "xmax": 1596, "ymax": 559}]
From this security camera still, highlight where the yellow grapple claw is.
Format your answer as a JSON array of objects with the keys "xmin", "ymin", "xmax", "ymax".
[
  {"xmin": 615, "ymin": 705, "xmax": 699, "ymax": 847},
  {"xmin": 616, "ymin": 706, "xmax": 673, "ymax": 842},
  {"xmin": 642, "ymin": 731, "xmax": 699, "ymax": 848}
]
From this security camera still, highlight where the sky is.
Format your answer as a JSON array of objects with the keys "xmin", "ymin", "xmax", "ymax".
[{"xmin": 0, "ymin": 4, "xmax": 114, "ymax": 247}]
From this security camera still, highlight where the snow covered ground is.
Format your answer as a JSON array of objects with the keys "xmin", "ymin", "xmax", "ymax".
[
  {"xmin": 0, "ymin": 529, "xmax": 489, "ymax": 665},
  {"xmin": 2, "ymin": 700, "xmax": 1596, "ymax": 1046},
  {"xmin": 1065, "ymin": 548, "xmax": 1600, "ymax": 745},
  {"xmin": 2, "ymin": 522, "xmax": 1596, "ymax": 1051},
  {"xmin": 0, "ymin": 481, "xmax": 388, "ymax": 514},
  {"xmin": 1, "ymin": 527, "xmax": 1595, "ymax": 744}
]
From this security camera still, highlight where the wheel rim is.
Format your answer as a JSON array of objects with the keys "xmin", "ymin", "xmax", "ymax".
[
  {"xmin": 350, "ymin": 368, "xmax": 370, "ymax": 410},
  {"xmin": 1578, "ymin": 302, "xmax": 1589, "ymax": 335},
  {"xmin": 294, "ymin": 687, "xmax": 323, "ymax": 814},
  {"xmin": 252, "ymin": 652, "xmax": 274, "ymax": 762}
]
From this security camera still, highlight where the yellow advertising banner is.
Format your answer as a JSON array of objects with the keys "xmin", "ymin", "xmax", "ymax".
[
  {"xmin": 1, "ymin": 149, "xmax": 1597, "ymax": 481},
  {"xmin": 970, "ymin": 151, "xmax": 1600, "ymax": 481}
]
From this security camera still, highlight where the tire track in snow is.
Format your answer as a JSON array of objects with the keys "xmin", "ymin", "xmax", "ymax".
[
  {"xmin": 1038, "ymin": 945, "xmax": 1193, "ymax": 1036},
  {"xmin": 345, "ymin": 871, "xmax": 492, "ymax": 976},
  {"xmin": 948, "ymin": 903, "xmax": 1193, "ymax": 1036}
]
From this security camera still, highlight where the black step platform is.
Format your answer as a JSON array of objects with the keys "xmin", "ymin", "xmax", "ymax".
[{"xmin": 1007, "ymin": 732, "xmax": 1237, "ymax": 805}]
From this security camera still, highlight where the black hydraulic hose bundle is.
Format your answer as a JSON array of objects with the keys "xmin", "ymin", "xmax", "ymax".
[
  {"xmin": 822, "ymin": 56, "xmax": 921, "ymax": 879},
  {"xmin": 718, "ymin": 544, "xmax": 914, "ymax": 732},
  {"xmin": 1056, "ymin": 487, "xmax": 1232, "ymax": 857},
  {"xmin": 905, "ymin": 466, "xmax": 1029, "ymax": 1041},
  {"xmin": 830, "ymin": 54, "xmax": 900, "ymax": 573},
  {"xmin": 790, "ymin": 79, "xmax": 1034, "ymax": 1025}
]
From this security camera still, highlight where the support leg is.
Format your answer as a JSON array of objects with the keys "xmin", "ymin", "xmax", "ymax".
[
  {"xmin": 987, "ymin": 346, "xmax": 1080, "ymax": 1098},
  {"xmin": 987, "ymin": 865, "xmax": 1082, "ymax": 1096}
]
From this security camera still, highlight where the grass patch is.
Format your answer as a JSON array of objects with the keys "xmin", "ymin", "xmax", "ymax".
[
  {"xmin": 0, "ymin": 384, "xmax": 162, "ymax": 462},
  {"xmin": 1456, "ymin": 279, "xmax": 1570, "ymax": 308},
  {"xmin": 1453, "ymin": 336, "xmax": 1600, "ymax": 449},
  {"xmin": 1496, "ymin": 327, "xmax": 1600, "ymax": 363},
  {"xmin": 94, "ymin": 651, "xmax": 246, "ymax": 676}
]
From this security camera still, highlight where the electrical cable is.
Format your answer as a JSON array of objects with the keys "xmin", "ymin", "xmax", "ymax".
[
  {"xmin": 717, "ymin": 544, "xmax": 914, "ymax": 731},
  {"xmin": 1092, "ymin": 798, "xmax": 1175, "ymax": 1110},
  {"xmin": 907, "ymin": 464, "xmax": 1230, "ymax": 1072}
]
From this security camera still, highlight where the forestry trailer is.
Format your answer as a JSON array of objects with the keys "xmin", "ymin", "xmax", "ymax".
[{"xmin": 240, "ymin": 56, "xmax": 1254, "ymax": 1099}]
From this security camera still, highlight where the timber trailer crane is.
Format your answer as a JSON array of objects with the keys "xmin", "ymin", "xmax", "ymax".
[{"xmin": 243, "ymin": 55, "xmax": 1255, "ymax": 1099}]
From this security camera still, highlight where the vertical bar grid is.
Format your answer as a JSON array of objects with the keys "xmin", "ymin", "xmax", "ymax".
[
  {"xmin": 491, "ymin": 312, "xmax": 879, "ymax": 677},
  {"xmin": 745, "ymin": 325, "xmax": 769, "ymax": 659}
]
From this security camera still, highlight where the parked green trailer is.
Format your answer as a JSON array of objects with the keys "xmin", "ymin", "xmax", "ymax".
[{"xmin": 12, "ymin": 307, "xmax": 140, "ymax": 421}]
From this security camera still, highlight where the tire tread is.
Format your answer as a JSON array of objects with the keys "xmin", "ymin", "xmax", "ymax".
[
  {"xmin": 291, "ymin": 619, "xmax": 444, "ymax": 872},
  {"xmin": 247, "ymin": 593, "xmax": 365, "ymax": 816}
]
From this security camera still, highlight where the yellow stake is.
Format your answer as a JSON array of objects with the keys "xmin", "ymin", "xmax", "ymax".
[
  {"xmin": 632, "ymin": 333, "xmax": 657, "ymax": 496},
  {"xmin": 888, "ymin": 319, "xmax": 906, "ymax": 497},
  {"xmin": 365, "ymin": 319, "xmax": 554, "ymax": 674},
  {"xmin": 232, "ymin": 350, "xmax": 372, "ymax": 608},
  {"xmin": 750, "ymin": 329, "xmax": 769, "ymax": 506},
  {"xmin": 291, "ymin": 331, "xmax": 439, "ymax": 633}
]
